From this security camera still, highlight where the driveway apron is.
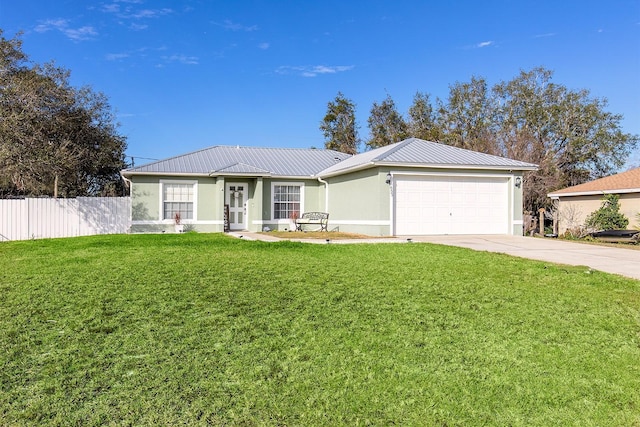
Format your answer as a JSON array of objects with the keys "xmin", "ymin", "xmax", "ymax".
[{"xmin": 410, "ymin": 235, "xmax": 640, "ymax": 281}]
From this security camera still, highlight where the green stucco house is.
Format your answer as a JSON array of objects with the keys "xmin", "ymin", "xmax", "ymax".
[{"xmin": 121, "ymin": 138, "xmax": 537, "ymax": 236}]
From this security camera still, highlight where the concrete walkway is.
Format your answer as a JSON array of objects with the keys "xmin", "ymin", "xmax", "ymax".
[{"xmin": 228, "ymin": 232, "xmax": 640, "ymax": 281}]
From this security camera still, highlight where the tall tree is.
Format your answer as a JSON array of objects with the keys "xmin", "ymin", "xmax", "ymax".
[
  {"xmin": 492, "ymin": 67, "xmax": 638, "ymax": 211},
  {"xmin": 366, "ymin": 94, "xmax": 409, "ymax": 149},
  {"xmin": 0, "ymin": 30, "xmax": 128, "ymax": 198},
  {"xmin": 320, "ymin": 92, "xmax": 359, "ymax": 154},
  {"xmin": 407, "ymin": 91, "xmax": 442, "ymax": 141},
  {"xmin": 429, "ymin": 67, "xmax": 638, "ymax": 212},
  {"xmin": 436, "ymin": 76, "xmax": 498, "ymax": 154}
]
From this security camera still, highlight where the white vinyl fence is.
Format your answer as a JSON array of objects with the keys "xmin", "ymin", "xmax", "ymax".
[{"xmin": 0, "ymin": 197, "xmax": 131, "ymax": 242}]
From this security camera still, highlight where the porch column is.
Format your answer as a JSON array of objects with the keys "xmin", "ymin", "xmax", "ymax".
[
  {"xmin": 252, "ymin": 177, "xmax": 264, "ymax": 232},
  {"xmin": 216, "ymin": 176, "xmax": 225, "ymax": 232}
]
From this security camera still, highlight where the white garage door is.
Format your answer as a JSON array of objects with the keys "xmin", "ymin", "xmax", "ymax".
[{"xmin": 394, "ymin": 175, "xmax": 509, "ymax": 235}]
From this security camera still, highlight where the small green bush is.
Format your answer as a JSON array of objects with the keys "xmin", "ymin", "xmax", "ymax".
[{"xmin": 585, "ymin": 194, "xmax": 629, "ymax": 230}]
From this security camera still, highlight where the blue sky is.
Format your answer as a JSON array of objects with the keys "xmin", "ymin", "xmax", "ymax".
[{"xmin": 2, "ymin": 0, "xmax": 639, "ymax": 167}]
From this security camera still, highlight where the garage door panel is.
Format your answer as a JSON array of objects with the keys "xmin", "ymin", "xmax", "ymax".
[{"xmin": 395, "ymin": 175, "xmax": 509, "ymax": 235}]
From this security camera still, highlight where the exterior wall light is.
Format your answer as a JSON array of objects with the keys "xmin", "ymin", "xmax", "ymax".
[
  {"xmin": 515, "ymin": 177, "xmax": 522, "ymax": 188},
  {"xmin": 386, "ymin": 172, "xmax": 392, "ymax": 185}
]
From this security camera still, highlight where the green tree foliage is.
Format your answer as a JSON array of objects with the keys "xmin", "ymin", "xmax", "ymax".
[
  {"xmin": 366, "ymin": 94, "xmax": 409, "ymax": 149},
  {"xmin": 491, "ymin": 67, "xmax": 638, "ymax": 212},
  {"xmin": 371, "ymin": 67, "xmax": 636, "ymax": 213},
  {"xmin": 320, "ymin": 92, "xmax": 359, "ymax": 154},
  {"xmin": 436, "ymin": 76, "xmax": 499, "ymax": 154},
  {"xmin": 407, "ymin": 91, "xmax": 442, "ymax": 142},
  {"xmin": 321, "ymin": 67, "xmax": 637, "ymax": 214},
  {"xmin": 0, "ymin": 30, "xmax": 128, "ymax": 197},
  {"xmin": 584, "ymin": 194, "xmax": 629, "ymax": 230}
]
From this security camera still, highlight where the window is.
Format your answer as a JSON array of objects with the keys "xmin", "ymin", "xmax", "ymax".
[
  {"xmin": 273, "ymin": 184, "xmax": 301, "ymax": 219},
  {"xmin": 163, "ymin": 183, "xmax": 194, "ymax": 220}
]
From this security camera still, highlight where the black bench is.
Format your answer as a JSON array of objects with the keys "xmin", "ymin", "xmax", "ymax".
[{"xmin": 295, "ymin": 212, "xmax": 329, "ymax": 232}]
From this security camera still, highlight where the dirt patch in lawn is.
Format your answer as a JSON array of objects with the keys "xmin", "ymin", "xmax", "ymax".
[{"xmin": 260, "ymin": 231, "xmax": 387, "ymax": 240}]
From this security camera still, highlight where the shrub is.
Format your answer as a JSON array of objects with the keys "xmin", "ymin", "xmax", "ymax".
[{"xmin": 584, "ymin": 194, "xmax": 629, "ymax": 230}]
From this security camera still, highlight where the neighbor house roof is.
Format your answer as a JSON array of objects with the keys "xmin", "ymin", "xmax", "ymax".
[
  {"xmin": 121, "ymin": 138, "xmax": 538, "ymax": 179},
  {"xmin": 548, "ymin": 167, "xmax": 640, "ymax": 198},
  {"xmin": 318, "ymin": 138, "xmax": 538, "ymax": 177},
  {"xmin": 121, "ymin": 146, "xmax": 351, "ymax": 178}
]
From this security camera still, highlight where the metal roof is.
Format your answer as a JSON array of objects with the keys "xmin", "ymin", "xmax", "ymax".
[
  {"xmin": 213, "ymin": 162, "xmax": 272, "ymax": 175},
  {"xmin": 122, "ymin": 145, "xmax": 351, "ymax": 177},
  {"xmin": 122, "ymin": 139, "xmax": 538, "ymax": 179},
  {"xmin": 318, "ymin": 138, "xmax": 538, "ymax": 176}
]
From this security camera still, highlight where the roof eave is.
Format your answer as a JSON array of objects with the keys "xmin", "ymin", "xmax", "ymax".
[
  {"xmin": 121, "ymin": 170, "xmax": 211, "ymax": 178},
  {"xmin": 122, "ymin": 170, "xmax": 321, "ymax": 180},
  {"xmin": 318, "ymin": 162, "xmax": 376, "ymax": 178},
  {"xmin": 548, "ymin": 188, "xmax": 640, "ymax": 198},
  {"xmin": 320, "ymin": 161, "xmax": 537, "ymax": 178},
  {"xmin": 271, "ymin": 175, "xmax": 320, "ymax": 180},
  {"xmin": 374, "ymin": 161, "xmax": 538, "ymax": 171},
  {"xmin": 208, "ymin": 172, "xmax": 272, "ymax": 178}
]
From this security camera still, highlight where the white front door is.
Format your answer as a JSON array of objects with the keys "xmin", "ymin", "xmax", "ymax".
[{"xmin": 226, "ymin": 183, "xmax": 248, "ymax": 230}]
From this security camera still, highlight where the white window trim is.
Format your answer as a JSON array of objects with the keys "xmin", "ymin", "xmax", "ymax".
[
  {"xmin": 159, "ymin": 179, "xmax": 198, "ymax": 222},
  {"xmin": 271, "ymin": 181, "xmax": 305, "ymax": 222}
]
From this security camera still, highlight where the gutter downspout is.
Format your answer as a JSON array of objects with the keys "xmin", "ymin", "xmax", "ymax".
[
  {"xmin": 120, "ymin": 174, "xmax": 133, "ymax": 233},
  {"xmin": 121, "ymin": 174, "xmax": 132, "ymax": 191},
  {"xmin": 317, "ymin": 177, "xmax": 329, "ymax": 212}
]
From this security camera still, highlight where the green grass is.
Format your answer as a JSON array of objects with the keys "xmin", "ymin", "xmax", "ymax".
[{"xmin": 1, "ymin": 233, "xmax": 639, "ymax": 426}]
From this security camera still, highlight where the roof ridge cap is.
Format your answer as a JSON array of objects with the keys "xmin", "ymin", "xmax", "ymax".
[
  {"xmin": 371, "ymin": 138, "xmax": 414, "ymax": 161},
  {"xmin": 234, "ymin": 162, "xmax": 271, "ymax": 172},
  {"xmin": 221, "ymin": 145, "xmax": 346, "ymax": 153},
  {"xmin": 213, "ymin": 161, "xmax": 272, "ymax": 173}
]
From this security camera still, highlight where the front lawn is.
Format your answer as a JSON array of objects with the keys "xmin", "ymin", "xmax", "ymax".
[
  {"xmin": 1, "ymin": 234, "xmax": 638, "ymax": 426},
  {"xmin": 261, "ymin": 230, "xmax": 381, "ymax": 239}
]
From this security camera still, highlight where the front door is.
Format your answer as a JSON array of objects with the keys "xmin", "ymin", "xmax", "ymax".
[{"xmin": 226, "ymin": 183, "xmax": 248, "ymax": 230}]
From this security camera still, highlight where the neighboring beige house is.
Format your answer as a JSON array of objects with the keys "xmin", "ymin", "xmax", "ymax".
[{"xmin": 548, "ymin": 167, "xmax": 640, "ymax": 234}]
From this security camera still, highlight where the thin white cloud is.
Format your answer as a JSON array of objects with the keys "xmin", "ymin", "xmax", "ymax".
[
  {"xmin": 258, "ymin": 42, "xmax": 270, "ymax": 50},
  {"xmin": 533, "ymin": 32, "xmax": 557, "ymax": 38},
  {"xmin": 129, "ymin": 23, "xmax": 149, "ymax": 30},
  {"xmin": 102, "ymin": 4, "xmax": 120, "ymax": 13},
  {"xmin": 127, "ymin": 8, "xmax": 173, "ymax": 19},
  {"xmin": 103, "ymin": 45, "xmax": 172, "ymax": 65},
  {"xmin": 161, "ymin": 54, "xmax": 199, "ymax": 65},
  {"xmin": 34, "ymin": 18, "xmax": 67, "ymax": 32},
  {"xmin": 65, "ymin": 26, "xmax": 98, "ymax": 41},
  {"xmin": 214, "ymin": 19, "xmax": 259, "ymax": 32},
  {"xmin": 276, "ymin": 65, "xmax": 355, "ymax": 77},
  {"xmin": 105, "ymin": 53, "xmax": 130, "ymax": 61},
  {"xmin": 101, "ymin": 2, "xmax": 173, "ymax": 23},
  {"xmin": 34, "ymin": 19, "xmax": 98, "ymax": 41},
  {"xmin": 476, "ymin": 40, "xmax": 494, "ymax": 48}
]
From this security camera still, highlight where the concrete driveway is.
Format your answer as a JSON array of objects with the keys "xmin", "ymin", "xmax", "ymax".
[{"xmin": 410, "ymin": 235, "xmax": 640, "ymax": 281}]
